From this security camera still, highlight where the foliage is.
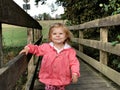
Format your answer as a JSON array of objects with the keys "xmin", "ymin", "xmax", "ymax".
[
  {"xmin": 54, "ymin": 0, "xmax": 110, "ymax": 24},
  {"xmin": 108, "ymin": 55, "xmax": 120, "ymax": 72},
  {"xmin": 100, "ymin": 0, "xmax": 120, "ymax": 15},
  {"xmin": 35, "ymin": 0, "xmax": 120, "ymax": 24}
]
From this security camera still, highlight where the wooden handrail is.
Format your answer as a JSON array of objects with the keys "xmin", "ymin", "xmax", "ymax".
[
  {"xmin": 69, "ymin": 14, "xmax": 120, "ymax": 30},
  {"xmin": 69, "ymin": 14, "xmax": 120, "ymax": 86},
  {"xmin": 0, "ymin": 36, "xmax": 42, "ymax": 90},
  {"xmin": 0, "ymin": 0, "xmax": 42, "ymax": 29}
]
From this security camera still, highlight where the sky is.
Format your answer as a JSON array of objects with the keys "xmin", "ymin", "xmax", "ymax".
[{"xmin": 13, "ymin": 0, "xmax": 64, "ymax": 18}]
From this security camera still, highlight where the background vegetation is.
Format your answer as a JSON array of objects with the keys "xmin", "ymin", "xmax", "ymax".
[{"xmin": 2, "ymin": 24, "xmax": 27, "ymax": 64}]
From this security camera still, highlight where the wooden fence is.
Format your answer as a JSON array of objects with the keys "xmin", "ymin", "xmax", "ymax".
[
  {"xmin": 69, "ymin": 14, "xmax": 120, "ymax": 86},
  {"xmin": 0, "ymin": 0, "xmax": 42, "ymax": 90}
]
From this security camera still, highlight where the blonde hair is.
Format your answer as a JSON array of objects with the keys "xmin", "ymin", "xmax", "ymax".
[{"xmin": 48, "ymin": 23, "xmax": 73, "ymax": 43}]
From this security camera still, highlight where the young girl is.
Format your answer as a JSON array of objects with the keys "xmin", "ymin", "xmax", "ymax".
[{"xmin": 19, "ymin": 23, "xmax": 80, "ymax": 90}]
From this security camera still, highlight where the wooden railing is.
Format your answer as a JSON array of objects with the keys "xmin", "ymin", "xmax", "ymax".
[
  {"xmin": 69, "ymin": 14, "xmax": 120, "ymax": 86},
  {"xmin": 0, "ymin": 0, "xmax": 42, "ymax": 90}
]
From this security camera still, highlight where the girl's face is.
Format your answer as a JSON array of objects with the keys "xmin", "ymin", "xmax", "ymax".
[{"xmin": 50, "ymin": 27, "xmax": 67, "ymax": 44}]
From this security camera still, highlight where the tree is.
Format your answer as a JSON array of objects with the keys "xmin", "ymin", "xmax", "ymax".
[
  {"xmin": 42, "ymin": 13, "xmax": 51, "ymax": 20},
  {"xmin": 35, "ymin": 0, "xmax": 120, "ymax": 24},
  {"xmin": 100, "ymin": 0, "xmax": 120, "ymax": 15}
]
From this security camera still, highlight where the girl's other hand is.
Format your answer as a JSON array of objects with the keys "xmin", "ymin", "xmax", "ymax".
[{"xmin": 72, "ymin": 74, "xmax": 78, "ymax": 83}]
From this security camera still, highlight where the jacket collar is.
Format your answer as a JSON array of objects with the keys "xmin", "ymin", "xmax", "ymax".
[
  {"xmin": 49, "ymin": 42, "xmax": 71, "ymax": 53},
  {"xmin": 49, "ymin": 42, "xmax": 71, "ymax": 49}
]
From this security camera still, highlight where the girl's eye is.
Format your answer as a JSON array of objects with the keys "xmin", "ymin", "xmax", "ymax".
[
  {"xmin": 52, "ymin": 33, "xmax": 56, "ymax": 35},
  {"xmin": 60, "ymin": 33, "xmax": 63, "ymax": 35}
]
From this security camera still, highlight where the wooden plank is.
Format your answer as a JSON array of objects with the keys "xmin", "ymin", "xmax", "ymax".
[
  {"xmin": 72, "ymin": 38, "xmax": 120, "ymax": 56},
  {"xmin": 0, "ymin": 0, "xmax": 42, "ymax": 29},
  {"xmin": 76, "ymin": 50, "xmax": 120, "ymax": 86},
  {"xmin": 0, "ymin": 23, "xmax": 3, "ymax": 67},
  {"xmin": 0, "ymin": 37, "xmax": 42, "ymax": 90},
  {"xmin": 79, "ymin": 31, "xmax": 83, "ymax": 52},
  {"xmin": 69, "ymin": 14, "xmax": 120, "ymax": 30},
  {"xmin": 0, "ymin": 54, "xmax": 27, "ymax": 90}
]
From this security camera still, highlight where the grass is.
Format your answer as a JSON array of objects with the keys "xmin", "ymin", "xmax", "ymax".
[
  {"xmin": 2, "ymin": 24, "xmax": 27, "ymax": 47},
  {"xmin": 2, "ymin": 24, "xmax": 27, "ymax": 64}
]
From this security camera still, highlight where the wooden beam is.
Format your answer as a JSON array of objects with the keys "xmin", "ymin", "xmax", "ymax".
[
  {"xmin": 0, "ymin": 37, "xmax": 42, "ymax": 90},
  {"xmin": 72, "ymin": 38, "xmax": 120, "ymax": 56},
  {"xmin": 100, "ymin": 28, "xmax": 108, "ymax": 65},
  {"xmin": 76, "ymin": 50, "xmax": 120, "ymax": 86},
  {"xmin": 0, "ymin": 0, "xmax": 42, "ymax": 29},
  {"xmin": 69, "ymin": 14, "xmax": 120, "ymax": 30},
  {"xmin": 0, "ymin": 55, "xmax": 27, "ymax": 90},
  {"xmin": 0, "ymin": 23, "xmax": 3, "ymax": 68},
  {"xmin": 79, "ymin": 30, "xmax": 83, "ymax": 52}
]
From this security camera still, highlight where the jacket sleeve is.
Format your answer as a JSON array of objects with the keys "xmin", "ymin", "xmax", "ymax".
[
  {"xmin": 26, "ymin": 43, "xmax": 47, "ymax": 56},
  {"xmin": 69, "ymin": 49, "xmax": 80, "ymax": 77}
]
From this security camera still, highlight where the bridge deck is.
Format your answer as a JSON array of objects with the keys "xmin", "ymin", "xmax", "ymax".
[{"xmin": 33, "ymin": 59, "xmax": 119, "ymax": 90}]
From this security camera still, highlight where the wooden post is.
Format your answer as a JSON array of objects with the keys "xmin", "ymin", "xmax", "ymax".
[
  {"xmin": 27, "ymin": 28, "xmax": 35, "ymax": 79},
  {"xmin": 100, "ymin": 27, "xmax": 108, "ymax": 65},
  {"xmin": 79, "ymin": 30, "xmax": 83, "ymax": 52},
  {"xmin": 0, "ymin": 23, "xmax": 3, "ymax": 68},
  {"xmin": 27, "ymin": 28, "xmax": 33, "ymax": 44},
  {"xmin": 34, "ymin": 29, "xmax": 38, "ymax": 42},
  {"xmin": 32, "ymin": 28, "xmax": 34, "ymax": 43}
]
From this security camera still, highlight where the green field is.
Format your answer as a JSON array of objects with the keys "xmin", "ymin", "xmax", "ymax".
[
  {"xmin": 2, "ymin": 24, "xmax": 27, "ymax": 64},
  {"xmin": 2, "ymin": 24, "xmax": 27, "ymax": 47}
]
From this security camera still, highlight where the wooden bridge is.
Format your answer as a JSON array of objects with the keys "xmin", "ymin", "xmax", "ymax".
[{"xmin": 0, "ymin": 0, "xmax": 120, "ymax": 90}]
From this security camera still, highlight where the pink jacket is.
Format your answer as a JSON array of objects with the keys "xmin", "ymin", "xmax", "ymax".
[{"xmin": 27, "ymin": 42, "xmax": 80, "ymax": 86}]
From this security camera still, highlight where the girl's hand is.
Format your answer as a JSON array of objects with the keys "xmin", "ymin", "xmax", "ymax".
[
  {"xmin": 19, "ymin": 46, "xmax": 29, "ymax": 55},
  {"xmin": 72, "ymin": 74, "xmax": 78, "ymax": 83}
]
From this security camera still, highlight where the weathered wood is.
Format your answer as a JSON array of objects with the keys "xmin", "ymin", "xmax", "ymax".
[
  {"xmin": 79, "ymin": 30, "xmax": 83, "ymax": 52},
  {"xmin": 0, "ymin": 23, "xmax": 3, "ymax": 68},
  {"xmin": 0, "ymin": 54, "xmax": 27, "ymax": 90},
  {"xmin": 100, "ymin": 28, "xmax": 108, "ymax": 65},
  {"xmin": 27, "ymin": 28, "xmax": 33, "ymax": 44},
  {"xmin": 0, "ymin": 0, "xmax": 42, "ymax": 29},
  {"xmin": 72, "ymin": 38, "xmax": 120, "ymax": 56},
  {"xmin": 27, "ymin": 28, "xmax": 34, "ymax": 87},
  {"xmin": 0, "ymin": 36, "xmax": 42, "ymax": 90},
  {"xmin": 76, "ymin": 50, "xmax": 120, "ymax": 86},
  {"xmin": 69, "ymin": 14, "xmax": 120, "ymax": 30}
]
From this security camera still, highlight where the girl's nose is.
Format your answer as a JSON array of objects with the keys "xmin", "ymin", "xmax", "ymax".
[{"xmin": 56, "ymin": 34, "xmax": 60, "ymax": 36}]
